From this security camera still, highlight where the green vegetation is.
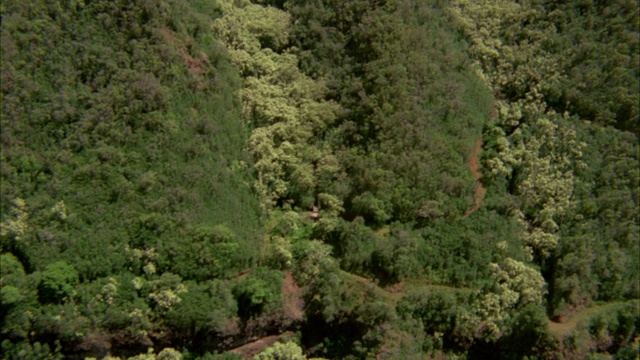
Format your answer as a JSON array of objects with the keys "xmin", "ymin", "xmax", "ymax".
[{"xmin": 1, "ymin": 0, "xmax": 638, "ymax": 359}]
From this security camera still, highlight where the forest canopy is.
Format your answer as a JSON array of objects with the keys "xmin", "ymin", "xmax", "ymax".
[{"xmin": 1, "ymin": 0, "xmax": 638, "ymax": 359}]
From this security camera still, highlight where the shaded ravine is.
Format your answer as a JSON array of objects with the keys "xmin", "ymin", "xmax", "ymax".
[{"xmin": 463, "ymin": 136, "xmax": 486, "ymax": 218}]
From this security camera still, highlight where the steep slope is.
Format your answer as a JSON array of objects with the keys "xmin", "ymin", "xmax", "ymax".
[{"xmin": 1, "ymin": 0, "xmax": 263, "ymax": 357}]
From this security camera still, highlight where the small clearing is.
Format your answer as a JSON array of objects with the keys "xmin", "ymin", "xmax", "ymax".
[
  {"xmin": 463, "ymin": 136, "xmax": 486, "ymax": 218},
  {"xmin": 282, "ymin": 272, "xmax": 304, "ymax": 322}
]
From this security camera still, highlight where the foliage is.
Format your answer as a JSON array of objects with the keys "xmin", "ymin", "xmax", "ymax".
[
  {"xmin": 39, "ymin": 261, "xmax": 79, "ymax": 303},
  {"xmin": 451, "ymin": 0, "xmax": 639, "ymax": 132},
  {"xmin": 1, "ymin": 340, "xmax": 64, "ymax": 360},
  {"xmin": 371, "ymin": 225, "xmax": 421, "ymax": 284},
  {"xmin": 280, "ymin": 0, "xmax": 493, "ymax": 226},
  {"xmin": 213, "ymin": 0, "xmax": 343, "ymax": 215},
  {"xmin": 234, "ymin": 267, "xmax": 283, "ymax": 318},
  {"xmin": 129, "ymin": 347, "xmax": 183, "ymax": 360},
  {"xmin": 557, "ymin": 301, "xmax": 640, "ymax": 359},
  {"xmin": 1, "ymin": 0, "xmax": 638, "ymax": 358},
  {"xmin": 0, "ymin": 0, "xmax": 261, "ymax": 355},
  {"xmin": 165, "ymin": 279, "xmax": 237, "ymax": 343},
  {"xmin": 467, "ymin": 258, "xmax": 546, "ymax": 340},
  {"xmin": 253, "ymin": 341, "xmax": 306, "ymax": 360},
  {"xmin": 452, "ymin": 0, "xmax": 639, "ymax": 323}
]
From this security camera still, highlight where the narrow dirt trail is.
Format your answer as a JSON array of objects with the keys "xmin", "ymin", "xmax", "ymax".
[{"xmin": 463, "ymin": 136, "xmax": 486, "ymax": 218}]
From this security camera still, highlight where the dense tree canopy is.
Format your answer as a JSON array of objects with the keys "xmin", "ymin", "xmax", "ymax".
[{"xmin": 1, "ymin": 0, "xmax": 638, "ymax": 359}]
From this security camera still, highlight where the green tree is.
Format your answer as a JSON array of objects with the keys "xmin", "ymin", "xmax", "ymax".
[
  {"xmin": 39, "ymin": 261, "xmax": 78, "ymax": 303},
  {"xmin": 234, "ymin": 268, "xmax": 283, "ymax": 318},
  {"xmin": 463, "ymin": 258, "xmax": 546, "ymax": 341},
  {"xmin": 254, "ymin": 341, "xmax": 306, "ymax": 360},
  {"xmin": 1, "ymin": 340, "xmax": 63, "ymax": 360},
  {"xmin": 372, "ymin": 226, "xmax": 420, "ymax": 284},
  {"xmin": 0, "ymin": 198, "xmax": 29, "ymax": 243},
  {"xmin": 148, "ymin": 273, "xmax": 188, "ymax": 314},
  {"xmin": 1, "ymin": 253, "xmax": 26, "ymax": 290},
  {"xmin": 213, "ymin": 0, "xmax": 343, "ymax": 212},
  {"xmin": 166, "ymin": 280, "xmax": 237, "ymax": 343}
]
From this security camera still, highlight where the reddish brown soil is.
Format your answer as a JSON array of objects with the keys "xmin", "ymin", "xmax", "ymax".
[
  {"xmin": 463, "ymin": 136, "xmax": 486, "ymax": 218},
  {"xmin": 228, "ymin": 334, "xmax": 283, "ymax": 358},
  {"xmin": 157, "ymin": 27, "xmax": 210, "ymax": 90},
  {"xmin": 384, "ymin": 280, "xmax": 405, "ymax": 294},
  {"xmin": 282, "ymin": 272, "xmax": 304, "ymax": 322}
]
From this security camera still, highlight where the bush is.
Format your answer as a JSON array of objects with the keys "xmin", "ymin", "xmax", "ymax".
[
  {"xmin": 38, "ymin": 261, "xmax": 78, "ymax": 303},
  {"xmin": 234, "ymin": 268, "xmax": 283, "ymax": 318}
]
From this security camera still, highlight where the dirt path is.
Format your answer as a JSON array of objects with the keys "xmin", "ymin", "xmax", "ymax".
[
  {"xmin": 282, "ymin": 272, "xmax": 304, "ymax": 321},
  {"xmin": 463, "ymin": 136, "xmax": 486, "ymax": 218},
  {"xmin": 228, "ymin": 332, "xmax": 297, "ymax": 358}
]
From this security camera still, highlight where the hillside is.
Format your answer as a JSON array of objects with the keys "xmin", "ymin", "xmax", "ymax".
[{"xmin": 1, "ymin": 0, "xmax": 638, "ymax": 359}]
